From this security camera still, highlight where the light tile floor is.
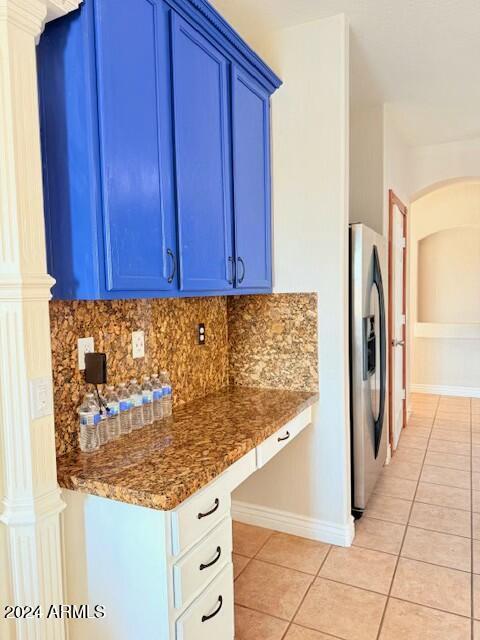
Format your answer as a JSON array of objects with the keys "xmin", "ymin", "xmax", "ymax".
[{"xmin": 233, "ymin": 393, "xmax": 479, "ymax": 639}]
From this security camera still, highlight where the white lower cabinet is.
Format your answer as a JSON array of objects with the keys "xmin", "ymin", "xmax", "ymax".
[
  {"xmin": 171, "ymin": 487, "xmax": 231, "ymax": 557},
  {"xmin": 173, "ymin": 517, "xmax": 232, "ymax": 609},
  {"xmin": 61, "ymin": 412, "xmax": 312, "ymax": 639},
  {"xmin": 256, "ymin": 407, "xmax": 312, "ymax": 468},
  {"xmin": 175, "ymin": 563, "xmax": 234, "ymax": 640}
]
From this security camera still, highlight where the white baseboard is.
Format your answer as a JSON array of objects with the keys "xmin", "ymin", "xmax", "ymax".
[
  {"xmin": 232, "ymin": 500, "xmax": 355, "ymax": 547},
  {"xmin": 411, "ymin": 383, "xmax": 480, "ymax": 399}
]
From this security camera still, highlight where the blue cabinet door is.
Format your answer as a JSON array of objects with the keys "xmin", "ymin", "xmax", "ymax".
[
  {"xmin": 231, "ymin": 66, "xmax": 272, "ymax": 290},
  {"xmin": 94, "ymin": 0, "xmax": 177, "ymax": 292},
  {"xmin": 171, "ymin": 13, "xmax": 234, "ymax": 292}
]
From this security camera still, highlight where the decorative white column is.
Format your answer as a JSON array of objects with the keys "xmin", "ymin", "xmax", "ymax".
[{"xmin": 0, "ymin": 1, "xmax": 81, "ymax": 639}]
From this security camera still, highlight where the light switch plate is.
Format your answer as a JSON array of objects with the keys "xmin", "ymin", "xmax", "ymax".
[
  {"xmin": 78, "ymin": 337, "xmax": 94, "ymax": 370},
  {"xmin": 29, "ymin": 377, "xmax": 53, "ymax": 420},
  {"xmin": 132, "ymin": 330, "xmax": 145, "ymax": 359}
]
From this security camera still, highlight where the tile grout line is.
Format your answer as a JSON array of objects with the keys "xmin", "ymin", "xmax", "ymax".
[
  {"xmin": 235, "ymin": 527, "xmax": 336, "ymax": 639},
  {"xmin": 234, "ymin": 398, "xmax": 476, "ymax": 639},
  {"xmin": 235, "ymin": 553, "xmax": 329, "ymax": 579},
  {"xmin": 279, "ymin": 542, "xmax": 334, "ymax": 640},
  {"xmin": 233, "ymin": 555, "xmax": 251, "ymax": 582},
  {"xmin": 374, "ymin": 394, "xmax": 441, "ymax": 640},
  {"xmin": 253, "ymin": 530, "xmax": 275, "ymax": 559},
  {"xmin": 233, "ymin": 526, "xmax": 275, "ymax": 584},
  {"xmin": 368, "ymin": 502, "xmax": 477, "ymax": 528},
  {"xmin": 238, "ymin": 580, "xmax": 476, "ymax": 629}
]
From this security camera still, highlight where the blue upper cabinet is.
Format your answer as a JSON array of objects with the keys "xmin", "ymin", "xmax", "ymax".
[
  {"xmin": 38, "ymin": 0, "xmax": 177, "ymax": 299},
  {"xmin": 37, "ymin": 0, "xmax": 281, "ymax": 300},
  {"xmin": 95, "ymin": 0, "xmax": 177, "ymax": 293},
  {"xmin": 231, "ymin": 66, "xmax": 272, "ymax": 290},
  {"xmin": 171, "ymin": 14, "xmax": 234, "ymax": 292}
]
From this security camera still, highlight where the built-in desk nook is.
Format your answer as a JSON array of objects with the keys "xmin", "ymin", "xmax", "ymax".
[{"xmin": 56, "ymin": 387, "xmax": 318, "ymax": 639}]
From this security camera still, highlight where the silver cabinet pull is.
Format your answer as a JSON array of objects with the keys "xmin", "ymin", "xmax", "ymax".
[
  {"xmin": 167, "ymin": 248, "xmax": 177, "ymax": 284},
  {"xmin": 237, "ymin": 257, "xmax": 245, "ymax": 284}
]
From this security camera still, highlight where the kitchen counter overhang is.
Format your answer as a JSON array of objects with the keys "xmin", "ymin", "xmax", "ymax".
[{"xmin": 56, "ymin": 386, "xmax": 318, "ymax": 511}]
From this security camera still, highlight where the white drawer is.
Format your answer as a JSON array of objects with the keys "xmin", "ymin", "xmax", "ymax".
[
  {"xmin": 176, "ymin": 563, "xmax": 234, "ymax": 640},
  {"xmin": 173, "ymin": 517, "xmax": 232, "ymax": 610},
  {"xmin": 220, "ymin": 449, "xmax": 256, "ymax": 493},
  {"xmin": 171, "ymin": 485, "xmax": 231, "ymax": 557},
  {"xmin": 256, "ymin": 407, "xmax": 312, "ymax": 468}
]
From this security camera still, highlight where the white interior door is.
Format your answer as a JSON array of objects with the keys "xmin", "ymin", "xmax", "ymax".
[{"xmin": 389, "ymin": 191, "xmax": 408, "ymax": 450}]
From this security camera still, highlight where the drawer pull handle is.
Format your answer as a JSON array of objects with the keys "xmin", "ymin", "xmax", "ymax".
[
  {"xmin": 201, "ymin": 595, "xmax": 223, "ymax": 623},
  {"xmin": 277, "ymin": 431, "xmax": 290, "ymax": 442},
  {"xmin": 199, "ymin": 546, "xmax": 222, "ymax": 571},
  {"xmin": 197, "ymin": 498, "xmax": 219, "ymax": 520}
]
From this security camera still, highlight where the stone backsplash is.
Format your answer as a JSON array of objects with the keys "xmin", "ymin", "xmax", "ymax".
[
  {"xmin": 50, "ymin": 292, "xmax": 318, "ymax": 455},
  {"xmin": 227, "ymin": 293, "xmax": 319, "ymax": 392},
  {"xmin": 50, "ymin": 297, "xmax": 229, "ymax": 455}
]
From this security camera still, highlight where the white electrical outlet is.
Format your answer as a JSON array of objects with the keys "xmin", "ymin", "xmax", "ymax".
[
  {"xmin": 132, "ymin": 330, "xmax": 145, "ymax": 359},
  {"xmin": 29, "ymin": 377, "xmax": 54, "ymax": 420},
  {"xmin": 78, "ymin": 337, "xmax": 95, "ymax": 370}
]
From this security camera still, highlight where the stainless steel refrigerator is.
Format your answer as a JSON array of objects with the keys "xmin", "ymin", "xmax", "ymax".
[{"xmin": 350, "ymin": 223, "xmax": 388, "ymax": 518}]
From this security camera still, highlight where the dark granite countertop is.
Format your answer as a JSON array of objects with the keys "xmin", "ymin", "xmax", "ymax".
[{"xmin": 56, "ymin": 386, "xmax": 318, "ymax": 511}]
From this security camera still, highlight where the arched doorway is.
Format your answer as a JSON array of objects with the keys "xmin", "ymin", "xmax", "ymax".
[{"xmin": 409, "ymin": 179, "xmax": 480, "ymax": 398}]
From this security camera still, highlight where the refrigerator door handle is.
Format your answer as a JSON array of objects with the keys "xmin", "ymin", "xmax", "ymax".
[{"xmin": 372, "ymin": 245, "xmax": 387, "ymax": 459}]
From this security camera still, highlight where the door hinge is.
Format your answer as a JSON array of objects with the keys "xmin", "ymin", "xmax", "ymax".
[
  {"xmin": 401, "ymin": 237, "xmax": 406, "ymax": 249},
  {"xmin": 401, "ymin": 389, "xmax": 406, "ymax": 401},
  {"xmin": 401, "ymin": 314, "xmax": 406, "ymax": 325}
]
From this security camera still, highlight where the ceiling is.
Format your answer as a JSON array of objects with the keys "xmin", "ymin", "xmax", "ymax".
[{"xmin": 212, "ymin": 0, "xmax": 480, "ymax": 147}]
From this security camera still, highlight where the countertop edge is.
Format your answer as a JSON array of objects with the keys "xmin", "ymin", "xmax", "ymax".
[{"xmin": 57, "ymin": 390, "xmax": 319, "ymax": 511}]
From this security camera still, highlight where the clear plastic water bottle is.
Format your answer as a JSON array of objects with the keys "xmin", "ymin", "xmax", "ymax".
[
  {"xmin": 129, "ymin": 379, "xmax": 144, "ymax": 430},
  {"xmin": 117, "ymin": 383, "xmax": 132, "ymax": 435},
  {"xmin": 97, "ymin": 393, "xmax": 109, "ymax": 446},
  {"xmin": 160, "ymin": 370, "xmax": 173, "ymax": 418},
  {"xmin": 141, "ymin": 376, "xmax": 153, "ymax": 426},
  {"xmin": 97, "ymin": 398, "xmax": 108, "ymax": 447},
  {"xmin": 77, "ymin": 393, "xmax": 100, "ymax": 453},
  {"xmin": 151, "ymin": 373, "xmax": 164, "ymax": 421},
  {"xmin": 105, "ymin": 385, "xmax": 121, "ymax": 440}
]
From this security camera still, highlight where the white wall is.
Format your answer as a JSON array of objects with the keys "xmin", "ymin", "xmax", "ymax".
[
  {"xmin": 410, "ymin": 137, "xmax": 480, "ymax": 199},
  {"xmin": 410, "ymin": 181, "xmax": 480, "ymax": 394},
  {"xmin": 350, "ymin": 105, "xmax": 384, "ymax": 234},
  {"xmin": 383, "ymin": 105, "xmax": 411, "ymax": 231},
  {"xmin": 417, "ymin": 227, "xmax": 480, "ymax": 323},
  {"xmin": 348, "ymin": 104, "xmax": 412, "ymax": 238},
  {"xmin": 227, "ymin": 14, "xmax": 353, "ymax": 544}
]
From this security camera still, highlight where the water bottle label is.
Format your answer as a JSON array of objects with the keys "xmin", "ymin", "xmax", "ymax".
[
  {"xmin": 163, "ymin": 385, "xmax": 172, "ymax": 396},
  {"xmin": 119, "ymin": 400, "xmax": 131, "ymax": 412},
  {"xmin": 142, "ymin": 391, "xmax": 153, "ymax": 404},
  {"xmin": 79, "ymin": 412, "xmax": 100, "ymax": 426},
  {"xmin": 153, "ymin": 389, "xmax": 163, "ymax": 400},
  {"xmin": 107, "ymin": 401, "xmax": 119, "ymax": 416},
  {"xmin": 131, "ymin": 393, "xmax": 143, "ymax": 408}
]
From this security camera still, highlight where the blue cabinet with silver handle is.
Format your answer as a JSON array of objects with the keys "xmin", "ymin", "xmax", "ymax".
[{"xmin": 37, "ymin": 0, "xmax": 281, "ymax": 300}]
